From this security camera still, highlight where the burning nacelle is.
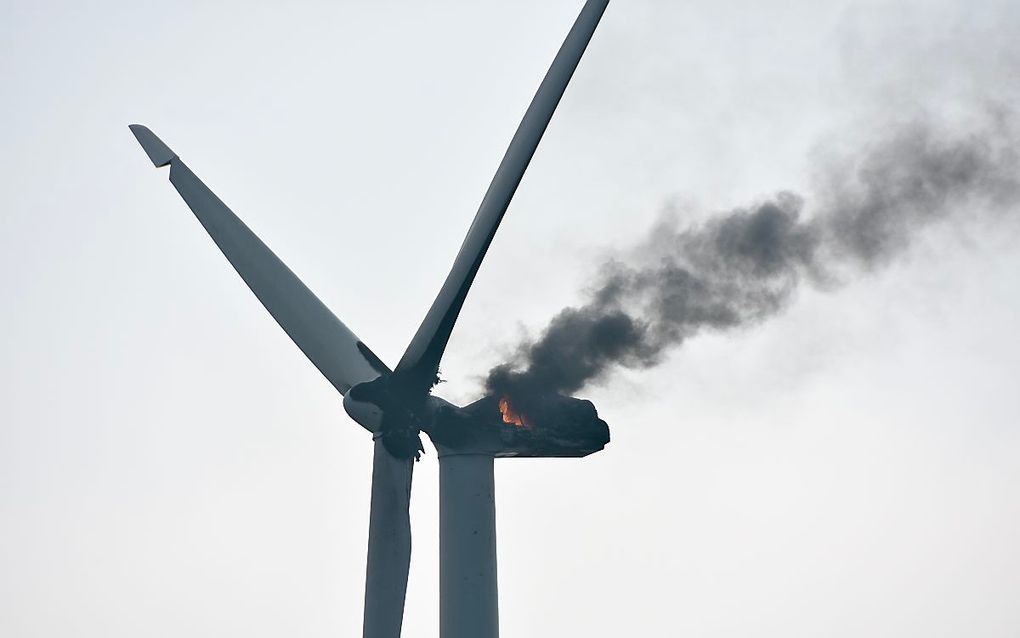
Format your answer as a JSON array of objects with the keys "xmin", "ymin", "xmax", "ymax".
[{"xmin": 427, "ymin": 394, "xmax": 610, "ymax": 458}]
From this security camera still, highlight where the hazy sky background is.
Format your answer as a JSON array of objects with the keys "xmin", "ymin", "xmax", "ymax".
[{"xmin": 2, "ymin": 1, "xmax": 1020, "ymax": 636}]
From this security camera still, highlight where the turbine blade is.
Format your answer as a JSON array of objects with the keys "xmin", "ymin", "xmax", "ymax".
[
  {"xmin": 363, "ymin": 439, "xmax": 414, "ymax": 638},
  {"xmin": 394, "ymin": 0, "xmax": 611, "ymax": 391},
  {"xmin": 129, "ymin": 125, "xmax": 389, "ymax": 395}
]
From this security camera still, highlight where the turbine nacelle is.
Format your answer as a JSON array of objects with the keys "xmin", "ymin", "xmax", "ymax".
[{"xmin": 428, "ymin": 393, "xmax": 610, "ymax": 458}]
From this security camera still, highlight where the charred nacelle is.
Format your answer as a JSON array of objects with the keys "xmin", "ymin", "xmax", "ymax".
[{"xmin": 427, "ymin": 394, "xmax": 610, "ymax": 458}]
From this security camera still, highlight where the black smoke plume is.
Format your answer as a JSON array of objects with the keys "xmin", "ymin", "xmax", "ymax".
[{"xmin": 486, "ymin": 112, "xmax": 1020, "ymax": 401}]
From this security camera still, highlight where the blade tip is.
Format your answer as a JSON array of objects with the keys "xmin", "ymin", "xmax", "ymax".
[{"xmin": 128, "ymin": 124, "xmax": 177, "ymax": 167}]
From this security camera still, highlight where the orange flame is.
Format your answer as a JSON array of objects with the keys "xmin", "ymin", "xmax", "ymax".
[{"xmin": 498, "ymin": 396, "xmax": 530, "ymax": 427}]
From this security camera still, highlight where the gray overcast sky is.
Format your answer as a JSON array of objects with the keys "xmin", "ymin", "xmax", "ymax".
[{"xmin": 2, "ymin": 1, "xmax": 1020, "ymax": 636}]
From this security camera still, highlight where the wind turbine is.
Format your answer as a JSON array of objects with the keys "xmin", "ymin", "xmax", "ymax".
[{"xmin": 129, "ymin": 2, "xmax": 612, "ymax": 637}]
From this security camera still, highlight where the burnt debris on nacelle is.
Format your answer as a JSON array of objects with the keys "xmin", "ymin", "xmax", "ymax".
[{"xmin": 427, "ymin": 394, "xmax": 610, "ymax": 458}]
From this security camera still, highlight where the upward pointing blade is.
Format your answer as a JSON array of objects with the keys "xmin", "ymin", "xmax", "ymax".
[
  {"xmin": 363, "ymin": 440, "xmax": 414, "ymax": 638},
  {"xmin": 129, "ymin": 125, "xmax": 389, "ymax": 396},
  {"xmin": 394, "ymin": 0, "xmax": 611, "ymax": 393}
]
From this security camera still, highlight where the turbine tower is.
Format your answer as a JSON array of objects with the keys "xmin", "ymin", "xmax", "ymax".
[{"xmin": 130, "ymin": 2, "xmax": 612, "ymax": 637}]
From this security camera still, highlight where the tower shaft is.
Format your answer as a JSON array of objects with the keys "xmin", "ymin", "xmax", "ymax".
[{"xmin": 439, "ymin": 452, "xmax": 498, "ymax": 638}]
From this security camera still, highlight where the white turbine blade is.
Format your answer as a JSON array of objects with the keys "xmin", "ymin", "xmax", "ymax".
[
  {"xmin": 363, "ymin": 440, "xmax": 414, "ymax": 638},
  {"xmin": 129, "ymin": 125, "xmax": 388, "ymax": 395},
  {"xmin": 394, "ymin": 0, "xmax": 611, "ymax": 391}
]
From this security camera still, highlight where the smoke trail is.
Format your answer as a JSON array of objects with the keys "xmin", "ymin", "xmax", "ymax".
[{"xmin": 485, "ymin": 112, "xmax": 1020, "ymax": 401}]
